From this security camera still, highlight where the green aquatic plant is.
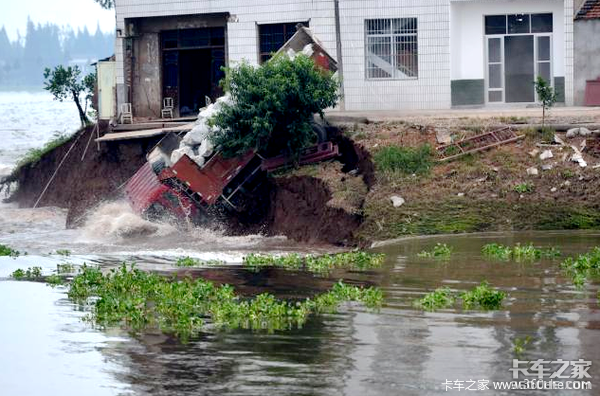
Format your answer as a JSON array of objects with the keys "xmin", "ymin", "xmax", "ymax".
[
  {"xmin": 560, "ymin": 247, "xmax": 600, "ymax": 287},
  {"xmin": 66, "ymin": 263, "xmax": 383, "ymax": 339},
  {"xmin": 55, "ymin": 249, "xmax": 71, "ymax": 257},
  {"xmin": 482, "ymin": 243, "xmax": 561, "ymax": 262},
  {"xmin": 482, "ymin": 243, "xmax": 513, "ymax": 260},
  {"xmin": 417, "ymin": 243, "xmax": 453, "ymax": 259},
  {"xmin": 56, "ymin": 263, "xmax": 76, "ymax": 273},
  {"xmin": 176, "ymin": 257, "xmax": 201, "ymax": 267},
  {"xmin": 0, "ymin": 244, "xmax": 21, "ymax": 257},
  {"xmin": 243, "ymin": 251, "xmax": 385, "ymax": 275},
  {"xmin": 175, "ymin": 257, "xmax": 225, "ymax": 267},
  {"xmin": 10, "ymin": 266, "xmax": 43, "ymax": 280},
  {"xmin": 46, "ymin": 274, "xmax": 65, "ymax": 287},
  {"xmin": 513, "ymin": 335, "xmax": 533, "ymax": 356},
  {"xmin": 460, "ymin": 281, "xmax": 506, "ymax": 310},
  {"xmin": 414, "ymin": 287, "xmax": 455, "ymax": 311}
]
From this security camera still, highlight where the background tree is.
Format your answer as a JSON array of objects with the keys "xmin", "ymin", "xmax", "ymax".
[
  {"xmin": 534, "ymin": 76, "xmax": 557, "ymax": 128},
  {"xmin": 43, "ymin": 65, "xmax": 94, "ymax": 127},
  {"xmin": 93, "ymin": 0, "xmax": 114, "ymax": 9},
  {"xmin": 209, "ymin": 54, "xmax": 339, "ymax": 160}
]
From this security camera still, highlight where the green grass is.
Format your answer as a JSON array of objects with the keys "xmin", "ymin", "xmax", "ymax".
[
  {"xmin": 65, "ymin": 263, "xmax": 383, "ymax": 339},
  {"xmin": 14, "ymin": 132, "xmax": 73, "ymax": 171},
  {"xmin": 10, "ymin": 267, "xmax": 43, "ymax": 280},
  {"xmin": 560, "ymin": 247, "xmax": 600, "ymax": 287},
  {"xmin": 482, "ymin": 243, "xmax": 561, "ymax": 262},
  {"xmin": 460, "ymin": 281, "xmax": 506, "ymax": 310},
  {"xmin": 417, "ymin": 243, "xmax": 453, "ymax": 259},
  {"xmin": 513, "ymin": 183, "xmax": 534, "ymax": 194},
  {"xmin": 372, "ymin": 144, "xmax": 433, "ymax": 175},
  {"xmin": 0, "ymin": 244, "xmax": 21, "ymax": 257},
  {"xmin": 243, "ymin": 251, "xmax": 386, "ymax": 275},
  {"xmin": 413, "ymin": 287, "xmax": 455, "ymax": 311}
]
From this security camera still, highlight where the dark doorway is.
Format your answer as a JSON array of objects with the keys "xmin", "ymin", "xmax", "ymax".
[
  {"xmin": 179, "ymin": 49, "xmax": 211, "ymax": 116},
  {"xmin": 504, "ymin": 35, "xmax": 534, "ymax": 103},
  {"xmin": 161, "ymin": 27, "xmax": 226, "ymax": 117}
]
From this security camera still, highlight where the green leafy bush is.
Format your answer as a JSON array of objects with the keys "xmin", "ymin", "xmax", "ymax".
[
  {"xmin": 373, "ymin": 144, "xmax": 433, "ymax": 175},
  {"xmin": 417, "ymin": 243, "xmax": 453, "ymax": 259},
  {"xmin": 209, "ymin": 54, "xmax": 339, "ymax": 159}
]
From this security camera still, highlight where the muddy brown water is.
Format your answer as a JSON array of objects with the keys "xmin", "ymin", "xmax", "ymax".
[{"xmin": 1, "ymin": 227, "xmax": 599, "ymax": 395}]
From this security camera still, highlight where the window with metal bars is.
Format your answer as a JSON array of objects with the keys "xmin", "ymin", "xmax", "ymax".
[
  {"xmin": 258, "ymin": 21, "xmax": 309, "ymax": 63},
  {"xmin": 365, "ymin": 18, "xmax": 418, "ymax": 80}
]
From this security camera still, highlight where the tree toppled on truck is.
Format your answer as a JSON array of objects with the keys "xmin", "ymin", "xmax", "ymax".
[{"xmin": 208, "ymin": 54, "xmax": 339, "ymax": 161}]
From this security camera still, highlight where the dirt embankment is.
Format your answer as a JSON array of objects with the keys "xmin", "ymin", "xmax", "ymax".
[
  {"xmin": 2, "ymin": 125, "xmax": 163, "ymax": 227},
  {"xmin": 2, "ymin": 124, "xmax": 375, "ymax": 246}
]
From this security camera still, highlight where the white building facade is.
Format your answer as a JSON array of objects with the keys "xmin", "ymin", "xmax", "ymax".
[{"xmin": 114, "ymin": 0, "xmax": 574, "ymax": 118}]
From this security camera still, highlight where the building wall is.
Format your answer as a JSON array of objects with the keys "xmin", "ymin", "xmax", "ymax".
[
  {"xmin": 114, "ymin": 0, "xmax": 573, "ymax": 113},
  {"xmin": 450, "ymin": 0, "xmax": 572, "ymax": 106},
  {"xmin": 574, "ymin": 19, "xmax": 600, "ymax": 105}
]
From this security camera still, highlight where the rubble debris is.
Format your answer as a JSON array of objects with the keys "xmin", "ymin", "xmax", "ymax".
[
  {"xmin": 570, "ymin": 145, "xmax": 588, "ymax": 168},
  {"xmin": 457, "ymin": 192, "xmax": 465, "ymax": 197},
  {"xmin": 390, "ymin": 195, "xmax": 405, "ymax": 207},
  {"xmin": 539, "ymin": 150, "xmax": 553, "ymax": 160},
  {"xmin": 542, "ymin": 164, "xmax": 553, "ymax": 171},
  {"xmin": 566, "ymin": 127, "xmax": 591, "ymax": 138},
  {"xmin": 436, "ymin": 128, "xmax": 453, "ymax": 144},
  {"xmin": 551, "ymin": 187, "xmax": 557, "ymax": 192},
  {"xmin": 554, "ymin": 135, "xmax": 565, "ymax": 145},
  {"xmin": 526, "ymin": 167, "xmax": 539, "ymax": 176},
  {"xmin": 528, "ymin": 148, "xmax": 540, "ymax": 158}
]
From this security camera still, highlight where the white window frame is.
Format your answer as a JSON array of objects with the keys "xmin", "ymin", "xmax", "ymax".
[{"xmin": 364, "ymin": 18, "xmax": 418, "ymax": 81}]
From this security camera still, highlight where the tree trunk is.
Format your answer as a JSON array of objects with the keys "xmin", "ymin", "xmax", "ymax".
[{"xmin": 72, "ymin": 91, "xmax": 89, "ymax": 127}]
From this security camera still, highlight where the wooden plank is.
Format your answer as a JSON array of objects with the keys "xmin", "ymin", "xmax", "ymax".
[
  {"xmin": 97, "ymin": 123, "xmax": 195, "ymax": 142},
  {"xmin": 437, "ymin": 135, "xmax": 524, "ymax": 162}
]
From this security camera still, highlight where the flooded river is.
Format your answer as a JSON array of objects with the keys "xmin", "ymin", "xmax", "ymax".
[
  {"xmin": 1, "ymin": 229, "xmax": 599, "ymax": 395},
  {"xmin": 0, "ymin": 91, "xmax": 599, "ymax": 395}
]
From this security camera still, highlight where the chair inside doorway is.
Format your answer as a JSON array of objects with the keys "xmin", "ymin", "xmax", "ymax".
[{"xmin": 162, "ymin": 27, "xmax": 226, "ymax": 117}]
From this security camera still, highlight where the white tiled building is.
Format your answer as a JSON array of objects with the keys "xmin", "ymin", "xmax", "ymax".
[{"xmin": 114, "ymin": 0, "xmax": 574, "ymax": 118}]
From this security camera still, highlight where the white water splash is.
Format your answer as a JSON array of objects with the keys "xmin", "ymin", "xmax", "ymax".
[{"xmin": 81, "ymin": 200, "xmax": 177, "ymax": 241}]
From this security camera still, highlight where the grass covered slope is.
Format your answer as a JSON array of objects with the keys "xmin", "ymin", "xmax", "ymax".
[{"xmin": 342, "ymin": 120, "xmax": 600, "ymax": 242}]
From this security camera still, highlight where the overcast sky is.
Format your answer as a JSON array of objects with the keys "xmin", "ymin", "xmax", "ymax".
[{"xmin": 2, "ymin": 0, "xmax": 115, "ymax": 41}]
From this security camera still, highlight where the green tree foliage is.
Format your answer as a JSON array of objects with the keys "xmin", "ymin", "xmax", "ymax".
[
  {"xmin": 93, "ymin": 0, "xmax": 114, "ymax": 9},
  {"xmin": 43, "ymin": 65, "xmax": 94, "ymax": 126},
  {"xmin": 209, "ymin": 54, "xmax": 339, "ymax": 159},
  {"xmin": 534, "ymin": 76, "xmax": 557, "ymax": 127}
]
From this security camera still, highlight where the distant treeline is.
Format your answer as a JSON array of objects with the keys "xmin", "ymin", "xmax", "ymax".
[{"xmin": 0, "ymin": 18, "xmax": 114, "ymax": 88}]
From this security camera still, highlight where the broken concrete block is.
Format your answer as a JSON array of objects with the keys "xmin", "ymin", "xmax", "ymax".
[
  {"xmin": 554, "ymin": 135, "xmax": 565, "ymax": 145},
  {"xmin": 580, "ymin": 127, "xmax": 592, "ymax": 136},
  {"xmin": 526, "ymin": 167, "xmax": 539, "ymax": 176},
  {"xmin": 390, "ymin": 195, "xmax": 405, "ymax": 207},
  {"xmin": 436, "ymin": 128, "xmax": 453, "ymax": 144},
  {"xmin": 539, "ymin": 150, "xmax": 553, "ymax": 160},
  {"xmin": 551, "ymin": 187, "xmax": 557, "ymax": 192},
  {"xmin": 457, "ymin": 192, "xmax": 465, "ymax": 197},
  {"xmin": 528, "ymin": 148, "xmax": 540, "ymax": 158},
  {"xmin": 541, "ymin": 164, "xmax": 553, "ymax": 171},
  {"xmin": 566, "ymin": 128, "xmax": 579, "ymax": 138},
  {"xmin": 182, "ymin": 123, "xmax": 210, "ymax": 146}
]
